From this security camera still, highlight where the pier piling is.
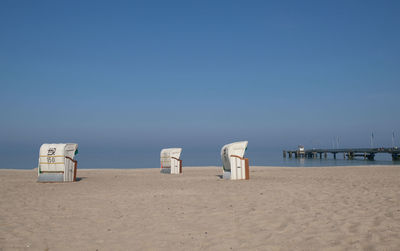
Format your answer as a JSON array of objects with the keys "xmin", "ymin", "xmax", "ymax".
[{"xmin": 367, "ymin": 154, "xmax": 375, "ymax": 160}]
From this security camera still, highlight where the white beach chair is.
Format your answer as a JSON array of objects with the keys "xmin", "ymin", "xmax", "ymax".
[
  {"xmin": 37, "ymin": 143, "xmax": 78, "ymax": 182},
  {"xmin": 160, "ymin": 148, "xmax": 183, "ymax": 174},
  {"xmin": 221, "ymin": 141, "xmax": 249, "ymax": 180}
]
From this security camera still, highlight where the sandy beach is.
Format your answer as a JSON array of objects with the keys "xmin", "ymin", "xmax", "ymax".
[{"xmin": 1, "ymin": 165, "xmax": 399, "ymax": 250}]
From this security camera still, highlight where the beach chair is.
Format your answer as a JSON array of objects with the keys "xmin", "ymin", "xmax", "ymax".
[
  {"xmin": 160, "ymin": 148, "xmax": 182, "ymax": 174},
  {"xmin": 37, "ymin": 143, "xmax": 78, "ymax": 182},
  {"xmin": 221, "ymin": 141, "xmax": 249, "ymax": 180}
]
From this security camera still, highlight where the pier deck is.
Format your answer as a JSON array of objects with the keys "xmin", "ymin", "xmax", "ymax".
[{"xmin": 283, "ymin": 147, "xmax": 400, "ymax": 161}]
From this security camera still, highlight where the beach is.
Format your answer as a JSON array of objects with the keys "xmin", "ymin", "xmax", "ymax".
[{"xmin": 1, "ymin": 165, "xmax": 399, "ymax": 250}]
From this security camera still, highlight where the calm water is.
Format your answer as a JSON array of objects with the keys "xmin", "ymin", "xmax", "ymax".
[{"xmin": 1, "ymin": 145, "xmax": 399, "ymax": 169}]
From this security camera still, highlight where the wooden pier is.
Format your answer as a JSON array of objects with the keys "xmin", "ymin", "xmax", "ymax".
[{"xmin": 283, "ymin": 147, "xmax": 400, "ymax": 161}]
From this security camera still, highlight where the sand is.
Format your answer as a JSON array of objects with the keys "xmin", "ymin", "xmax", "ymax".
[{"xmin": 1, "ymin": 165, "xmax": 400, "ymax": 250}]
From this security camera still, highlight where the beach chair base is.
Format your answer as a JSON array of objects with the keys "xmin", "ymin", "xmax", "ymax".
[
  {"xmin": 223, "ymin": 171, "xmax": 231, "ymax": 180},
  {"xmin": 160, "ymin": 168, "xmax": 171, "ymax": 174},
  {"xmin": 37, "ymin": 173, "xmax": 64, "ymax": 183}
]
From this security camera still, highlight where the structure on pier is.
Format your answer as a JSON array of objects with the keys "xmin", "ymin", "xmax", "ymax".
[
  {"xmin": 37, "ymin": 143, "xmax": 78, "ymax": 182},
  {"xmin": 283, "ymin": 147, "xmax": 400, "ymax": 161},
  {"xmin": 160, "ymin": 148, "xmax": 183, "ymax": 174},
  {"xmin": 221, "ymin": 141, "xmax": 250, "ymax": 180}
]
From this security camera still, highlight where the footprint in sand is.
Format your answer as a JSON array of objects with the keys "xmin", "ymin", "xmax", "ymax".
[
  {"xmin": 373, "ymin": 216, "xmax": 382, "ymax": 227},
  {"xmin": 277, "ymin": 218, "xmax": 293, "ymax": 231},
  {"xmin": 348, "ymin": 222, "xmax": 361, "ymax": 233}
]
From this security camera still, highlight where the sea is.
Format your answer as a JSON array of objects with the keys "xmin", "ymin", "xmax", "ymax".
[{"xmin": 1, "ymin": 145, "xmax": 399, "ymax": 169}]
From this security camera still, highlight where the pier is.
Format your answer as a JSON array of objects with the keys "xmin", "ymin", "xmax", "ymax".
[{"xmin": 283, "ymin": 147, "xmax": 400, "ymax": 161}]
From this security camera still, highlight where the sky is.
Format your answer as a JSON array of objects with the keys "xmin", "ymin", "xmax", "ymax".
[{"xmin": 1, "ymin": 0, "xmax": 399, "ymax": 168}]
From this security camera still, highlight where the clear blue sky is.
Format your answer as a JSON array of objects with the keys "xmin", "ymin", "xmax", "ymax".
[{"xmin": 1, "ymin": 0, "xmax": 399, "ymax": 168}]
